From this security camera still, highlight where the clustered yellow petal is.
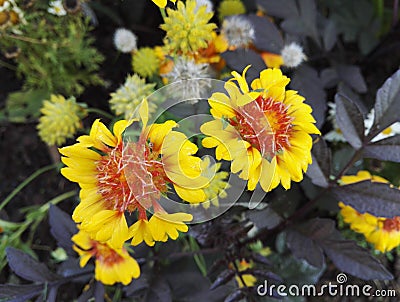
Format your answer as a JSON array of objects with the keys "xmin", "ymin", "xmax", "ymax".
[
  {"xmin": 37, "ymin": 94, "xmax": 86, "ymax": 146},
  {"xmin": 160, "ymin": 0, "xmax": 217, "ymax": 56},
  {"xmin": 218, "ymin": 0, "xmax": 246, "ymax": 21},
  {"xmin": 201, "ymin": 66, "xmax": 320, "ymax": 192},
  {"xmin": 132, "ymin": 47, "xmax": 160, "ymax": 78},
  {"xmin": 339, "ymin": 171, "xmax": 400, "ymax": 253}
]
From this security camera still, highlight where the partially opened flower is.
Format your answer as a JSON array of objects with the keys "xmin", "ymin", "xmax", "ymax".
[
  {"xmin": 60, "ymin": 101, "xmax": 206, "ymax": 248},
  {"xmin": 72, "ymin": 229, "xmax": 140, "ymax": 285},
  {"xmin": 339, "ymin": 171, "xmax": 400, "ymax": 253},
  {"xmin": 201, "ymin": 66, "xmax": 320, "ymax": 192}
]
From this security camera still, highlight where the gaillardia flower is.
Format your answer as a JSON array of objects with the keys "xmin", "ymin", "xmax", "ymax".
[
  {"xmin": 37, "ymin": 94, "xmax": 86, "ymax": 146},
  {"xmin": 60, "ymin": 101, "xmax": 207, "ymax": 248},
  {"xmin": 160, "ymin": 0, "xmax": 217, "ymax": 56},
  {"xmin": 339, "ymin": 171, "xmax": 400, "ymax": 253},
  {"xmin": 72, "ymin": 229, "xmax": 140, "ymax": 285},
  {"xmin": 201, "ymin": 66, "xmax": 320, "ymax": 192}
]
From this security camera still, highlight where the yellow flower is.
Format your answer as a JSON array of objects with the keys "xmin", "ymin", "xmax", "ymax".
[
  {"xmin": 339, "ymin": 171, "xmax": 400, "ymax": 253},
  {"xmin": 218, "ymin": 0, "xmax": 246, "ymax": 21},
  {"xmin": 151, "ymin": 0, "xmax": 177, "ymax": 8},
  {"xmin": 232, "ymin": 259, "xmax": 256, "ymax": 288},
  {"xmin": 148, "ymin": 212, "xmax": 193, "ymax": 241},
  {"xmin": 160, "ymin": 0, "xmax": 217, "ymax": 56},
  {"xmin": 129, "ymin": 218, "xmax": 155, "ymax": 247},
  {"xmin": 37, "ymin": 94, "xmax": 86, "ymax": 146},
  {"xmin": 60, "ymin": 101, "xmax": 206, "ymax": 247},
  {"xmin": 201, "ymin": 66, "xmax": 320, "ymax": 192},
  {"xmin": 72, "ymin": 229, "xmax": 140, "ymax": 285},
  {"xmin": 109, "ymin": 74, "xmax": 156, "ymax": 120},
  {"xmin": 132, "ymin": 47, "xmax": 160, "ymax": 78},
  {"xmin": 261, "ymin": 52, "xmax": 284, "ymax": 69}
]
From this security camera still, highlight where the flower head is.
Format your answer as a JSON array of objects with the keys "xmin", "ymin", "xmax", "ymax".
[
  {"xmin": 324, "ymin": 102, "xmax": 346, "ymax": 143},
  {"xmin": 72, "ymin": 229, "xmax": 140, "ymax": 285},
  {"xmin": 48, "ymin": 0, "xmax": 67, "ymax": 16},
  {"xmin": 132, "ymin": 47, "xmax": 160, "ymax": 78},
  {"xmin": 0, "ymin": 0, "xmax": 25, "ymax": 31},
  {"xmin": 201, "ymin": 66, "xmax": 320, "ymax": 192},
  {"xmin": 60, "ymin": 101, "xmax": 206, "ymax": 247},
  {"xmin": 37, "ymin": 94, "xmax": 86, "ymax": 146},
  {"xmin": 148, "ymin": 212, "xmax": 193, "ymax": 242},
  {"xmin": 160, "ymin": 0, "xmax": 217, "ymax": 56},
  {"xmin": 218, "ymin": 0, "xmax": 246, "ymax": 21},
  {"xmin": 109, "ymin": 74, "xmax": 156, "ymax": 120},
  {"xmin": 221, "ymin": 16, "xmax": 255, "ymax": 49},
  {"xmin": 281, "ymin": 42, "xmax": 306, "ymax": 68},
  {"xmin": 339, "ymin": 171, "xmax": 400, "ymax": 253},
  {"xmin": 113, "ymin": 28, "xmax": 137, "ymax": 53}
]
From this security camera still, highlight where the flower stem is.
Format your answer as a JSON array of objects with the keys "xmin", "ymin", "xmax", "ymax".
[
  {"xmin": 0, "ymin": 163, "xmax": 61, "ymax": 211},
  {"xmin": 86, "ymin": 108, "xmax": 114, "ymax": 120}
]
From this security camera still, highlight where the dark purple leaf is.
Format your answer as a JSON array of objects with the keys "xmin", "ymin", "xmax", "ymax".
[
  {"xmin": 336, "ymin": 65, "xmax": 367, "ymax": 93},
  {"xmin": 363, "ymin": 135, "xmax": 400, "ymax": 162},
  {"xmin": 6, "ymin": 247, "xmax": 60, "ymax": 282},
  {"xmin": 250, "ymin": 253, "xmax": 272, "ymax": 266},
  {"xmin": 321, "ymin": 240, "xmax": 393, "ymax": 280},
  {"xmin": 306, "ymin": 138, "xmax": 331, "ymax": 188},
  {"xmin": 369, "ymin": 69, "xmax": 400, "ymax": 138},
  {"xmin": 0, "ymin": 284, "xmax": 44, "ymax": 302},
  {"xmin": 246, "ymin": 207, "xmax": 282, "ymax": 230},
  {"xmin": 337, "ymin": 83, "xmax": 368, "ymax": 114},
  {"xmin": 335, "ymin": 93, "xmax": 365, "ymax": 149},
  {"xmin": 49, "ymin": 205, "xmax": 78, "ymax": 256},
  {"xmin": 224, "ymin": 290, "xmax": 245, "ymax": 302},
  {"xmin": 146, "ymin": 278, "xmax": 172, "ymax": 302},
  {"xmin": 210, "ymin": 269, "xmax": 235, "ymax": 290},
  {"xmin": 252, "ymin": 270, "xmax": 282, "ymax": 282},
  {"xmin": 290, "ymin": 65, "xmax": 327, "ymax": 128},
  {"xmin": 256, "ymin": 0, "xmax": 298, "ymax": 19},
  {"xmin": 332, "ymin": 180, "xmax": 400, "ymax": 217},
  {"xmin": 221, "ymin": 49, "xmax": 267, "ymax": 82},
  {"xmin": 323, "ymin": 19, "xmax": 337, "ymax": 51},
  {"xmin": 246, "ymin": 14, "xmax": 283, "ymax": 53},
  {"xmin": 94, "ymin": 281, "xmax": 105, "ymax": 302}
]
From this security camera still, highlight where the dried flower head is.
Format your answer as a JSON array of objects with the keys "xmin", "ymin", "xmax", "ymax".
[
  {"xmin": 113, "ymin": 28, "xmax": 138, "ymax": 53},
  {"xmin": 281, "ymin": 42, "xmax": 307, "ymax": 68},
  {"xmin": 109, "ymin": 74, "xmax": 156, "ymax": 120},
  {"xmin": 221, "ymin": 15, "xmax": 255, "ymax": 49},
  {"xmin": 37, "ymin": 95, "xmax": 86, "ymax": 146}
]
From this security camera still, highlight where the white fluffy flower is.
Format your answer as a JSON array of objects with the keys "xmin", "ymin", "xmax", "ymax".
[
  {"xmin": 364, "ymin": 109, "xmax": 400, "ymax": 142},
  {"xmin": 281, "ymin": 42, "xmax": 306, "ymax": 68},
  {"xmin": 163, "ymin": 57, "xmax": 211, "ymax": 101},
  {"xmin": 221, "ymin": 16, "xmax": 255, "ymax": 49},
  {"xmin": 48, "ymin": 0, "xmax": 67, "ymax": 16},
  {"xmin": 195, "ymin": 0, "xmax": 214, "ymax": 13},
  {"xmin": 113, "ymin": 28, "xmax": 138, "ymax": 53}
]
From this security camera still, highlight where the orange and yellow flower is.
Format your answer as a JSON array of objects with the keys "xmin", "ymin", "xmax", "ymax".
[
  {"xmin": 72, "ymin": 229, "xmax": 140, "ymax": 285},
  {"xmin": 339, "ymin": 171, "xmax": 400, "ymax": 253},
  {"xmin": 60, "ymin": 101, "xmax": 208, "ymax": 248},
  {"xmin": 201, "ymin": 66, "xmax": 320, "ymax": 192}
]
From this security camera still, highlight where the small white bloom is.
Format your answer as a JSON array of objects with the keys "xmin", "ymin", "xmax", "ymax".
[
  {"xmin": 162, "ymin": 57, "xmax": 211, "ymax": 101},
  {"xmin": 48, "ymin": 0, "xmax": 67, "ymax": 16},
  {"xmin": 364, "ymin": 108, "xmax": 400, "ymax": 142},
  {"xmin": 281, "ymin": 42, "xmax": 307, "ymax": 68},
  {"xmin": 221, "ymin": 16, "xmax": 255, "ymax": 49},
  {"xmin": 195, "ymin": 0, "xmax": 213, "ymax": 13},
  {"xmin": 113, "ymin": 28, "xmax": 138, "ymax": 53},
  {"xmin": 324, "ymin": 103, "xmax": 346, "ymax": 143}
]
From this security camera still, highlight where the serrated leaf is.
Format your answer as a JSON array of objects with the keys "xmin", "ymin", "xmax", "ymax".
[
  {"xmin": 369, "ymin": 69, "xmax": 400, "ymax": 138},
  {"xmin": 49, "ymin": 205, "xmax": 78, "ymax": 256},
  {"xmin": 363, "ymin": 135, "xmax": 400, "ymax": 162},
  {"xmin": 246, "ymin": 14, "xmax": 283, "ymax": 53},
  {"xmin": 290, "ymin": 65, "xmax": 327, "ymax": 128},
  {"xmin": 210, "ymin": 270, "xmax": 235, "ymax": 290},
  {"xmin": 221, "ymin": 49, "xmax": 267, "ymax": 82},
  {"xmin": 0, "ymin": 284, "xmax": 44, "ymax": 302},
  {"xmin": 335, "ymin": 93, "xmax": 365, "ymax": 149},
  {"xmin": 306, "ymin": 138, "xmax": 331, "ymax": 188},
  {"xmin": 336, "ymin": 65, "xmax": 367, "ymax": 93},
  {"xmin": 6, "ymin": 247, "xmax": 60, "ymax": 282},
  {"xmin": 321, "ymin": 240, "xmax": 393, "ymax": 280},
  {"xmin": 332, "ymin": 181, "xmax": 400, "ymax": 217}
]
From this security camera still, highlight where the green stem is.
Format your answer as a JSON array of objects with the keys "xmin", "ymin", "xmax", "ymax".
[
  {"xmin": 0, "ymin": 163, "xmax": 61, "ymax": 211},
  {"xmin": 0, "ymin": 59, "xmax": 17, "ymax": 71},
  {"xmin": 86, "ymin": 108, "xmax": 114, "ymax": 119},
  {"xmin": 160, "ymin": 8, "xmax": 166, "ymax": 19}
]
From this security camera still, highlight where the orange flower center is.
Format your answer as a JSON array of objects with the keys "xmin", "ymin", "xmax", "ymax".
[
  {"xmin": 91, "ymin": 240, "xmax": 125, "ymax": 266},
  {"xmin": 96, "ymin": 140, "xmax": 169, "ymax": 213},
  {"xmin": 229, "ymin": 95, "xmax": 293, "ymax": 157},
  {"xmin": 382, "ymin": 216, "xmax": 400, "ymax": 232}
]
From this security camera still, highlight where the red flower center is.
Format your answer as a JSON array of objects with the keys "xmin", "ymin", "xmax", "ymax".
[
  {"xmin": 382, "ymin": 216, "xmax": 400, "ymax": 232},
  {"xmin": 96, "ymin": 139, "xmax": 169, "ymax": 213},
  {"xmin": 91, "ymin": 240, "xmax": 125, "ymax": 266},
  {"xmin": 229, "ymin": 95, "xmax": 293, "ymax": 157}
]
